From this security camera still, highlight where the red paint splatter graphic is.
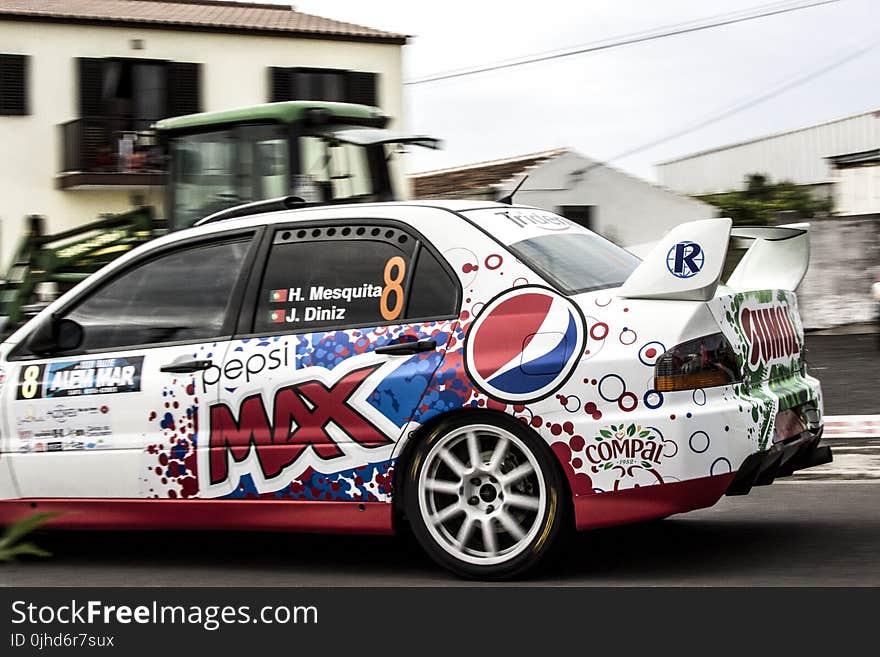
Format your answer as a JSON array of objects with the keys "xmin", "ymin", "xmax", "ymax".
[
  {"xmin": 484, "ymin": 254, "xmax": 503, "ymax": 270},
  {"xmin": 551, "ymin": 441, "xmax": 593, "ymax": 495},
  {"xmin": 584, "ymin": 401, "xmax": 603, "ymax": 420}
]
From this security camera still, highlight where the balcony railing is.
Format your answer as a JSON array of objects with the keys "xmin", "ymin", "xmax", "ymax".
[{"xmin": 58, "ymin": 116, "xmax": 166, "ymax": 189}]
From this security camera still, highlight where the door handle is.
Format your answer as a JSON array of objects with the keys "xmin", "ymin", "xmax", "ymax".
[
  {"xmin": 375, "ymin": 339, "xmax": 437, "ymax": 356},
  {"xmin": 160, "ymin": 359, "xmax": 213, "ymax": 374}
]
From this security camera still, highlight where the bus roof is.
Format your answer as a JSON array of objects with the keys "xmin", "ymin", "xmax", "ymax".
[{"xmin": 155, "ymin": 101, "xmax": 386, "ymax": 133}]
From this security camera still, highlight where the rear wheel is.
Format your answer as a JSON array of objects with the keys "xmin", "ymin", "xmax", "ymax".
[{"xmin": 403, "ymin": 413, "xmax": 567, "ymax": 579}]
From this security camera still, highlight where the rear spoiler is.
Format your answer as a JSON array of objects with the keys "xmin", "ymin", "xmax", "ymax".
[
  {"xmin": 726, "ymin": 224, "xmax": 809, "ymax": 293},
  {"xmin": 618, "ymin": 218, "xmax": 809, "ymax": 301}
]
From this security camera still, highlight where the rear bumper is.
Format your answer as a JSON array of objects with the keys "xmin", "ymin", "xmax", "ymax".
[{"xmin": 725, "ymin": 425, "xmax": 831, "ymax": 496}]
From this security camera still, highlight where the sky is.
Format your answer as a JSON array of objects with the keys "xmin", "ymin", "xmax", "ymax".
[{"xmin": 268, "ymin": 0, "xmax": 879, "ymax": 182}]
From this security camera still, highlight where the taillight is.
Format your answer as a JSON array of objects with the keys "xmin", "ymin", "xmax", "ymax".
[{"xmin": 654, "ymin": 333, "xmax": 740, "ymax": 392}]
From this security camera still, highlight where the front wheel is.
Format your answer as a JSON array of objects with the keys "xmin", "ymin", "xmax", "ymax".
[{"xmin": 403, "ymin": 413, "xmax": 568, "ymax": 579}]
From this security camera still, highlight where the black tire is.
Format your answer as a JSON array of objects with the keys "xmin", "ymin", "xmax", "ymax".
[{"xmin": 402, "ymin": 411, "xmax": 569, "ymax": 580}]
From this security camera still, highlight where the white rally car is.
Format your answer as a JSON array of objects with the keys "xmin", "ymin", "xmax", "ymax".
[{"xmin": 0, "ymin": 200, "xmax": 829, "ymax": 579}]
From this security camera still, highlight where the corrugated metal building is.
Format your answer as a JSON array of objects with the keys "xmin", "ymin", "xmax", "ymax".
[{"xmin": 657, "ymin": 108, "xmax": 880, "ymax": 202}]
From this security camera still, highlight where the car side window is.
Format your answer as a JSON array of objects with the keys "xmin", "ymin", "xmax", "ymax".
[
  {"xmin": 253, "ymin": 224, "xmax": 458, "ymax": 334},
  {"xmin": 64, "ymin": 238, "xmax": 252, "ymax": 352},
  {"xmin": 407, "ymin": 247, "xmax": 459, "ymax": 319}
]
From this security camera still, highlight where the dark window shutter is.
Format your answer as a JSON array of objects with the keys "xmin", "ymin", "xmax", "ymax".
[
  {"xmin": 0, "ymin": 54, "xmax": 27, "ymax": 115},
  {"xmin": 346, "ymin": 71, "xmax": 377, "ymax": 107},
  {"xmin": 77, "ymin": 57, "xmax": 104, "ymax": 117},
  {"xmin": 167, "ymin": 62, "xmax": 202, "ymax": 117},
  {"xmin": 270, "ymin": 66, "xmax": 292, "ymax": 102}
]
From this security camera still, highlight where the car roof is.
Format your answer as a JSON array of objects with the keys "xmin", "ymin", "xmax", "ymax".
[
  {"xmin": 173, "ymin": 199, "xmax": 513, "ymax": 237},
  {"xmin": 86, "ymin": 199, "xmax": 539, "ymax": 285}
]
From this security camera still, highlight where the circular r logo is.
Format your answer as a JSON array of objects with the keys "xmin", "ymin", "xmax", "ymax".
[{"xmin": 666, "ymin": 241, "xmax": 704, "ymax": 278}]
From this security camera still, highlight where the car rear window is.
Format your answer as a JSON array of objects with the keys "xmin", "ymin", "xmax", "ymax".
[{"xmin": 509, "ymin": 232, "xmax": 640, "ymax": 294}]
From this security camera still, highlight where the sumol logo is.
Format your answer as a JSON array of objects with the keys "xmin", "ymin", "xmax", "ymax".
[
  {"xmin": 464, "ymin": 287, "xmax": 585, "ymax": 403},
  {"xmin": 740, "ymin": 305, "xmax": 800, "ymax": 369},
  {"xmin": 666, "ymin": 241, "xmax": 704, "ymax": 278}
]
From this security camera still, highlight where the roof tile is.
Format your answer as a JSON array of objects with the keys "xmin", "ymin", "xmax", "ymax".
[
  {"xmin": 0, "ymin": 0, "xmax": 407, "ymax": 43},
  {"xmin": 410, "ymin": 149, "xmax": 568, "ymax": 198}
]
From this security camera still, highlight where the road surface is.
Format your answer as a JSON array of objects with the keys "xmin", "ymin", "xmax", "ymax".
[
  {"xmin": 805, "ymin": 334, "xmax": 879, "ymax": 416},
  {"xmin": 2, "ymin": 437, "xmax": 877, "ymax": 587}
]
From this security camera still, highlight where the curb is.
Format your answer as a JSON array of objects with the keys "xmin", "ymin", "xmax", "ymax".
[{"xmin": 823, "ymin": 415, "xmax": 880, "ymax": 438}]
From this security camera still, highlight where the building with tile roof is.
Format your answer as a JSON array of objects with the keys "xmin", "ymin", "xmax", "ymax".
[{"xmin": 0, "ymin": 1, "xmax": 407, "ymax": 268}]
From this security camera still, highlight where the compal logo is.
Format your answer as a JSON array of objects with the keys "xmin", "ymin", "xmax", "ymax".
[
  {"xmin": 464, "ymin": 286, "xmax": 585, "ymax": 403},
  {"xmin": 666, "ymin": 241, "xmax": 704, "ymax": 278}
]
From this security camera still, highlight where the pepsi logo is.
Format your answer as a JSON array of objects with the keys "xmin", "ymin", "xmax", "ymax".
[{"xmin": 464, "ymin": 286, "xmax": 586, "ymax": 403}]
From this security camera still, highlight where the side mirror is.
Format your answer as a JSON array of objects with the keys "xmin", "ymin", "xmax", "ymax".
[{"xmin": 27, "ymin": 318, "xmax": 84, "ymax": 355}]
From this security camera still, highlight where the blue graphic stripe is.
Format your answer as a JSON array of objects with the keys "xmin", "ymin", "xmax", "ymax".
[
  {"xmin": 487, "ymin": 313, "xmax": 578, "ymax": 394},
  {"xmin": 488, "ymin": 364, "xmax": 558, "ymax": 394}
]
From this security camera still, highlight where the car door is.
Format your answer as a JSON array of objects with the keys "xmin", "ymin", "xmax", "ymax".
[
  {"xmin": 201, "ymin": 219, "xmax": 462, "ymax": 501},
  {"xmin": 5, "ymin": 231, "xmax": 259, "ymax": 499}
]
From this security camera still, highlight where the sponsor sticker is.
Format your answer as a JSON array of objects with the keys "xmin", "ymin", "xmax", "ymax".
[
  {"xmin": 494, "ymin": 209, "xmax": 573, "ymax": 232},
  {"xmin": 666, "ymin": 241, "xmax": 704, "ymax": 278},
  {"xmin": 204, "ymin": 361, "xmax": 394, "ymax": 495},
  {"xmin": 17, "ymin": 356, "xmax": 143, "ymax": 400},
  {"xmin": 14, "ymin": 401, "xmax": 113, "ymax": 452},
  {"xmin": 739, "ymin": 303, "xmax": 800, "ymax": 370},
  {"xmin": 464, "ymin": 286, "xmax": 585, "ymax": 403}
]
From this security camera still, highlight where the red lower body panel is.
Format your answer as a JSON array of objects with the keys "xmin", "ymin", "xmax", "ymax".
[
  {"xmin": 0, "ymin": 499, "xmax": 394, "ymax": 535},
  {"xmin": 0, "ymin": 473, "xmax": 734, "ymax": 536},
  {"xmin": 573, "ymin": 472, "xmax": 736, "ymax": 531}
]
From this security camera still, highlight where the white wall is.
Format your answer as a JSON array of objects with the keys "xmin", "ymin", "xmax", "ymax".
[
  {"xmin": 833, "ymin": 164, "xmax": 880, "ymax": 216},
  {"xmin": 0, "ymin": 20, "xmax": 403, "ymax": 269},
  {"xmin": 657, "ymin": 110, "xmax": 880, "ymax": 195},
  {"xmin": 796, "ymin": 215, "xmax": 880, "ymax": 329},
  {"xmin": 497, "ymin": 151, "xmax": 718, "ymax": 248}
]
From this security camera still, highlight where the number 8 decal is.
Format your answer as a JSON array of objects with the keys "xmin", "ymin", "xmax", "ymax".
[
  {"xmin": 381, "ymin": 256, "xmax": 406, "ymax": 321},
  {"xmin": 19, "ymin": 364, "xmax": 42, "ymax": 400}
]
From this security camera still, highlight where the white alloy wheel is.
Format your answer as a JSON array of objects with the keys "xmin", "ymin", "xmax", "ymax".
[{"xmin": 404, "ymin": 413, "xmax": 568, "ymax": 579}]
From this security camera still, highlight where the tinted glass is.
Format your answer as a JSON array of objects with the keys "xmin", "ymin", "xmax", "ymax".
[
  {"xmin": 170, "ymin": 124, "xmax": 289, "ymax": 230},
  {"xmin": 509, "ymin": 232, "xmax": 641, "ymax": 294},
  {"xmin": 407, "ymin": 248, "xmax": 458, "ymax": 319},
  {"xmin": 67, "ymin": 239, "xmax": 250, "ymax": 351},
  {"xmin": 171, "ymin": 130, "xmax": 241, "ymax": 230},
  {"xmin": 300, "ymin": 136, "xmax": 373, "ymax": 202},
  {"xmin": 256, "ymin": 237, "xmax": 411, "ymax": 333}
]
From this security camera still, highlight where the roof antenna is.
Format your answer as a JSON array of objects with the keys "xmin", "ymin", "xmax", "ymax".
[{"xmin": 497, "ymin": 174, "xmax": 528, "ymax": 205}]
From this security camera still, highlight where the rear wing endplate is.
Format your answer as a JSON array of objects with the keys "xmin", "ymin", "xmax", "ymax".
[{"xmin": 725, "ymin": 224, "xmax": 809, "ymax": 293}]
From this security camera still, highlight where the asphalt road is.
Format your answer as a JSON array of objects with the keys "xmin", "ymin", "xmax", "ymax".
[
  {"xmin": 805, "ymin": 333, "xmax": 879, "ymax": 415},
  {"xmin": 2, "ymin": 438, "xmax": 877, "ymax": 587}
]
